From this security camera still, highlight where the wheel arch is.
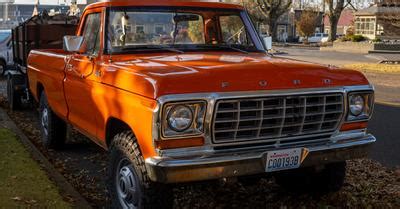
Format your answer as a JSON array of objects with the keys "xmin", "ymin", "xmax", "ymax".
[{"xmin": 105, "ymin": 117, "xmax": 136, "ymax": 149}]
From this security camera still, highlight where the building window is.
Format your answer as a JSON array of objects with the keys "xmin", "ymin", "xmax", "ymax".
[
  {"xmin": 355, "ymin": 16, "xmax": 376, "ymax": 35},
  {"xmin": 155, "ymin": 24, "xmax": 164, "ymax": 34},
  {"xmin": 135, "ymin": 25, "xmax": 145, "ymax": 33},
  {"xmin": 376, "ymin": 24, "xmax": 384, "ymax": 35}
]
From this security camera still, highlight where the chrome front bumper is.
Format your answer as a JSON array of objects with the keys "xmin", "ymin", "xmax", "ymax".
[{"xmin": 145, "ymin": 133, "xmax": 375, "ymax": 183}]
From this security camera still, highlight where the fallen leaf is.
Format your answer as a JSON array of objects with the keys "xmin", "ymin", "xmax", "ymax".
[{"xmin": 11, "ymin": 196, "xmax": 22, "ymax": 201}]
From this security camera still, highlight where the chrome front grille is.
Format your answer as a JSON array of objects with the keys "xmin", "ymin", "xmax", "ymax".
[{"xmin": 212, "ymin": 93, "xmax": 344, "ymax": 144}]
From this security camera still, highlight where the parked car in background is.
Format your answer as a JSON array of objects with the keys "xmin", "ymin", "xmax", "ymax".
[
  {"xmin": 0, "ymin": 29, "xmax": 12, "ymax": 75},
  {"xmin": 299, "ymin": 33, "xmax": 329, "ymax": 43}
]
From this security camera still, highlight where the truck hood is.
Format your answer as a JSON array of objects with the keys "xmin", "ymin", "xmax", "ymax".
[{"xmin": 101, "ymin": 52, "xmax": 369, "ymax": 99}]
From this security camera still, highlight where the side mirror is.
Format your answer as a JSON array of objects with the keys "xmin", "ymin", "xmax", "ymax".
[
  {"xmin": 263, "ymin": 36, "xmax": 272, "ymax": 51},
  {"xmin": 63, "ymin": 35, "xmax": 84, "ymax": 52}
]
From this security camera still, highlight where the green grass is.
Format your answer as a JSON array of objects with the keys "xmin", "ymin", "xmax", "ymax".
[{"xmin": 0, "ymin": 128, "xmax": 71, "ymax": 208}]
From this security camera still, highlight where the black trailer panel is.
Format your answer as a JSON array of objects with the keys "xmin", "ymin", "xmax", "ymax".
[
  {"xmin": 12, "ymin": 14, "xmax": 78, "ymax": 72},
  {"xmin": 8, "ymin": 13, "xmax": 79, "ymax": 109}
]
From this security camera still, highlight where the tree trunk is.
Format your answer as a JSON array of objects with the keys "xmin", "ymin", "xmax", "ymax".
[
  {"xmin": 268, "ymin": 19, "xmax": 278, "ymax": 41},
  {"xmin": 329, "ymin": 17, "xmax": 339, "ymax": 42}
]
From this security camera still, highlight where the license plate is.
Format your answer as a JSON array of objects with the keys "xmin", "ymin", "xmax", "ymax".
[{"xmin": 265, "ymin": 148, "xmax": 304, "ymax": 172}]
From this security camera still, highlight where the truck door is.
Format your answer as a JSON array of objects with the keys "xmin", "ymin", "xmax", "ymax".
[{"xmin": 64, "ymin": 12, "xmax": 101, "ymax": 139}]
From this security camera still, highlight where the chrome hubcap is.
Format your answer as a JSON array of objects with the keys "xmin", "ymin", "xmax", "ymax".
[
  {"xmin": 41, "ymin": 108, "xmax": 49, "ymax": 136},
  {"xmin": 116, "ymin": 160, "xmax": 138, "ymax": 209}
]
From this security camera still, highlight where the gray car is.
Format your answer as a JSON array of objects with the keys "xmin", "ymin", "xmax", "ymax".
[{"xmin": 0, "ymin": 30, "xmax": 13, "ymax": 76}]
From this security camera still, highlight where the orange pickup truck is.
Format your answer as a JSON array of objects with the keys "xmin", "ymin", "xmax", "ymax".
[{"xmin": 27, "ymin": 0, "xmax": 375, "ymax": 208}]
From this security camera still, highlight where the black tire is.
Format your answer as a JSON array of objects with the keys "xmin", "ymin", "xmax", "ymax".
[
  {"xmin": 275, "ymin": 161, "xmax": 346, "ymax": 193},
  {"xmin": 0, "ymin": 61, "xmax": 5, "ymax": 76},
  {"xmin": 39, "ymin": 91, "xmax": 67, "ymax": 149},
  {"xmin": 6, "ymin": 74, "xmax": 22, "ymax": 110},
  {"xmin": 108, "ymin": 131, "xmax": 173, "ymax": 209}
]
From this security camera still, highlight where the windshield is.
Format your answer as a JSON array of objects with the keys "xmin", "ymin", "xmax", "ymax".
[{"xmin": 107, "ymin": 8, "xmax": 260, "ymax": 53}]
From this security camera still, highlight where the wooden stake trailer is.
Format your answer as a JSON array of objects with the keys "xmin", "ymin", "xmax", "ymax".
[{"xmin": 6, "ymin": 13, "xmax": 78, "ymax": 110}]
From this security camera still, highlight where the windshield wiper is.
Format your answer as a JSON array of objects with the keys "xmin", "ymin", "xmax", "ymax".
[
  {"xmin": 217, "ymin": 44, "xmax": 249, "ymax": 54},
  {"xmin": 121, "ymin": 45, "xmax": 184, "ymax": 54}
]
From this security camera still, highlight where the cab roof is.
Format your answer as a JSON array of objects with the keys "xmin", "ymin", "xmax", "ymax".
[{"xmin": 85, "ymin": 0, "xmax": 244, "ymax": 11}]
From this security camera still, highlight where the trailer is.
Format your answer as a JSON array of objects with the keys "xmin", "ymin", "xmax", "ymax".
[{"xmin": 6, "ymin": 12, "xmax": 78, "ymax": 110}]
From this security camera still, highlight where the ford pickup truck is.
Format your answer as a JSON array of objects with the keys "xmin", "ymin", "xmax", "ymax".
[{"xmin": 27, "ymin": 1, "xmax": 376, "ymax": 208}]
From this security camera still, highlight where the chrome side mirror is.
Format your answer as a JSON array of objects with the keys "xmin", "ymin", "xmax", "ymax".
[
  {"xmin": 263, "ymin": 36, "xmax": 272, "ymax": 51},
  {"xmin": 63, "ymin": 35, "xmax": 84, "ymax": 52}
]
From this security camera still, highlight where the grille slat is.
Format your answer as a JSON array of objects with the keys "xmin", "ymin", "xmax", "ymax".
[{"xmin": 213, "ymin": 93, "xmax": 344, "ymax": 144}]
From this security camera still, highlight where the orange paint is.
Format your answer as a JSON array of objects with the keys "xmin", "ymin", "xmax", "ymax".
[
  {"xmin": 155, "ymin": 137, "xmax": 204, "ymax": 149},
  {"xmin": 340, "ymin": 122, "xmax": 369, "ymax": 131}
]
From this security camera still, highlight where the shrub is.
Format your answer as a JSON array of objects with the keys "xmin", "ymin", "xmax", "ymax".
[
  {"xmin": 351, "ymin": 35, "xmax": 366, "ymax": 42},
  {"xmin": 372, "ymin": 38, "xmax": 382, "ymax": 42}
]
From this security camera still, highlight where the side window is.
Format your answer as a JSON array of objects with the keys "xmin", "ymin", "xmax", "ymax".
[
  {"xmin": 81, "ymin": 13, "xmax": 101, "ymax": 55},
  {"xmin": 219, "ymin": 15, "xmax": 253, "ymax": 46}
]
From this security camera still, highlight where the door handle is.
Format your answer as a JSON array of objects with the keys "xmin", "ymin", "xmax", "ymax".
[
  {"xmin": 66, "ymin": 64, "xmax": 73, "ymax": 71},
  {"xmin": 66, "ymin": 64, "xmax": 84, "ymax": 78}
]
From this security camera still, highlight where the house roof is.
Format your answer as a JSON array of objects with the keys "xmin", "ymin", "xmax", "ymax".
[
  {"xmin": 324, "ymin": 9, "xmax": 354, "ymax": 27},
  {"xmin": 355, "ymin": 5, "xmax": 378, "ymax": 16}
]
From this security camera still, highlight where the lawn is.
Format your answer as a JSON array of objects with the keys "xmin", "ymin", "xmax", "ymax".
[
  {"xmin": 344, "ymin": 63, "xmax": 400, "ymax": 73},
  {"xmin": 0, "ymin": 128, "xmax": 71, "ymax": 208}
]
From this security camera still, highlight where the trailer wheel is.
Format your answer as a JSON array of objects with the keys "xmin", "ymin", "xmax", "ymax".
[
  {"xmin": 39, "ymin": 91, "xmax": 67, "ymax": 149},
  {"xmin": 7, "ymin": 74, "xmax": 22, "ymax": 110},
  {"xmin": 108, "ymin": 131, "xmax": 173, "ymax": 209},
  {"xmin": 0, "ymin": 60, "xmax": 5, "ymax": 76}
]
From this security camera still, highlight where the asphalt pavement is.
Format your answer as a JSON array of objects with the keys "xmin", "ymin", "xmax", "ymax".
[
  {"xmin": 275, "ymin": 47, "xmax": 378, "ymax": 65},
  {"xmin": 369, "ymin": 103, "xmax": 400, "ymax": 168}
]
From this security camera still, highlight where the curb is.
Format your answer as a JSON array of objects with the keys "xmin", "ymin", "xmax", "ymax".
[{"xmin": 0, "ymin": 107, "xmax": 92, "ymax": 209}]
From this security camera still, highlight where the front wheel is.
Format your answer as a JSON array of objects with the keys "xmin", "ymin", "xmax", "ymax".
[
  {"xmin": 107, "ymin": 131, "xmax": 173, "ymax": 209},
  {"xmin": 275, "ymin": 161, "xmax": 346, "ymax": 193}
]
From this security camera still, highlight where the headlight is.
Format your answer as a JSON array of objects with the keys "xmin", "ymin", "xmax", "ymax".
[
  {"xmin": 162, "ymin": 101, "xmax": 206, "ymax": 138},
  {"xmin": 167, "ymin": 105, "xmax": 193, "ymax": 132},
  {"xmin": 347, "ymin": 92, "xmax": 374, "ymax": 121},
  {"xmin": 349, "ymin": 95, "xmax": 364, "ymax": 116}
]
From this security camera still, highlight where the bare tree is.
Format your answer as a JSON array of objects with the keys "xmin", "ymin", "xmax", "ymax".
[
  {"xmin": 253, "ymin": 0, "xmax": 292, "ymax": 41},
  {"xmin": 376, "ymin": 0, "xmax": 400, "ymax": 37},
  {"xmin": 296, "ymin": 9, "xmax": 319, "ymax": 43},
  {"xmin": 325, "ymin": 0, "xmax": 346, "ymax": 41}
]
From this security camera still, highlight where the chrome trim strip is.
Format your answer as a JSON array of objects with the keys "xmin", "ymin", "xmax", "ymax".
[
  {"xmin": 146, "ymin": 133, "xmax": 375, "ymax": 167},
  {"xmin": 158, "ymin": 129, "xmax": 369, "ymax": 158}
]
